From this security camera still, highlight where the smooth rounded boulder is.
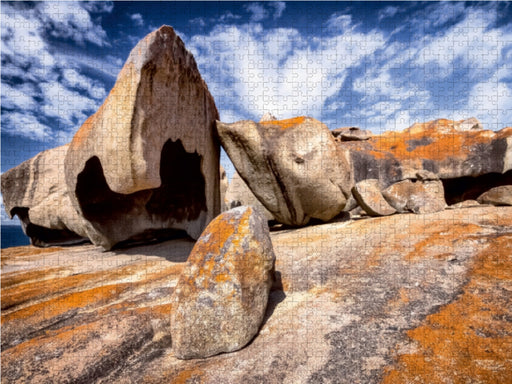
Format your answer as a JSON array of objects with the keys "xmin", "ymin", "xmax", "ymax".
[
  {"xmin": 64, "ymin": 26, "xmax": 220, "ymax": 249},
  {"xmin": 171, "ymin": 206, "xmax": 276, "ymax": 359},
  {"xmin": 216, "ymin": 117, "xmax": 353, "ymax": 226}
]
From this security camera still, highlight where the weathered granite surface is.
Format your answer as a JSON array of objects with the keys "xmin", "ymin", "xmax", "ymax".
[{"xmin": 2, "ymin": 206, "xmax": 511, "ymax": 383}]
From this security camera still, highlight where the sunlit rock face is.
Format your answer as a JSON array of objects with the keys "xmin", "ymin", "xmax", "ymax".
[
  {"xmin": 1, "ymin": 145, "xmax": 89, "ymax": 247},
  {"xmin": 217, "ymin": 116, "xmax": 353, "ymax": 226},
  {"xmin": 64, "ymin": 26, "xmax": 220, "ymax": 249}
]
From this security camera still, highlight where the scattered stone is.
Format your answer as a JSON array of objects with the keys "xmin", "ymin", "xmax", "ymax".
[
  {"xmin": 259, "ymin": 112, "xmax": 277, "ymax": 122},
  {"xmin": 225, "ymin": 171, "xmax": 274, "ymax": 220},
  {"xmin": 171, "ymin": 206, "xmax": 276, "ymax": 360},
  {"xmin": 477, "ymin": 185, "xmax": 512, "ymax": 206},
  {"xmin": 331, "ymin": 126, "xmax": 371, "ymax": 141},
  {"xmin": 1, "ymin": 145, "xmax": 89, "ymax": 246},
  {"xmin": 454, "ymin": 117, "xmax": 483, "ymax": 131},
  {"xmin": 352, "ymin": 179, "xmax": 396, "ymax": 216},
  {"xmin": 220, "ymin": 166, "xmax": 228, "ymax": 212},
  {"xmin": 341, "ymin": 193, "xmax": 358, "ymax": 212},
  {"xmin": 217, "ymin": 117, "xmax": 353, "ymax": 226},
  {"xmin": 447, "ymin": 200, "xmax": 481, "ymax": 209},
  {"xmin": 64, "ymin": 26, "xmax": 220, "ymax": 249}
]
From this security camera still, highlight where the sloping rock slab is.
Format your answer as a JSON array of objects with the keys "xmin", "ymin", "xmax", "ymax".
[
  {"xmin": 225, "ymin": 171, "xmax": 274, "ymax": 220},
  {"xmin": 1, "ymin": 207, "xmax": 511, "ymax": 383}
]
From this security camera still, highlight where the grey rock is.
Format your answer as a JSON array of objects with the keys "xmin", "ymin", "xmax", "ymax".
[{"xmin": 225, "ymin": 171, "xmax": 274, "ymax": 220}]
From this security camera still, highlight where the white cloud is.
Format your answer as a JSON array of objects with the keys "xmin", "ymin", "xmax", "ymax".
[
  {"xmin": 1, "ymin": 1, "xmax": 114, "ymax": 145},
  {"xmin": 130, "ymin": 13, "xmax": 144, "ymax": 27},
  {"xmin": 2, "ymin": 112, "xmax": 52, "ymax": 141},
  {"xmin": 36, "ymin": 1, "xmax": 110, "ymax": 47},
  {"xmin": 245, "ymin": 3, "xmax": 268, "ymax": 22},
  {"xmin": 81, "ymin": 1, "xmax": 114, "ymax": 14},
  {"xmin": 270, "ymin": 2, "xmax": 286, "ymax": 19},
  {"xmin": 188, "ymin": 20, "xmax": 385, "ymax": 121},
  {"xmin": 378, "ymin": 6, "xmax": 399, "ymax": 22},
  {"xmin": 326, "ymin": 14, "xmax": 353, "ymax": 33}
]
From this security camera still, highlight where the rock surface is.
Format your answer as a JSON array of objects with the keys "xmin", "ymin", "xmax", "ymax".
[
  {"xmin": 1, "ymin": 206, "xmax": 511, "ymax": 383},
  {"xmin": 64, "ymin": 26, "xmax": 220, "ymax": 249},
  {"xmin": 477, "ymin": 185, "xmax": 512, "ymax": 206},
  {"xmin": 225, "ymin": 171, "xmax": 274, "ymax": 220},
  {"xmin": 340, "ymin": 119, "xmax": 512, "ymax": 203},
  {"xmin": 217, "ymin": 117, "xmax": 353, "ymax": 226},
  {"xmin": 352, "ymin": 179, "xmax": 397, "ymax": 216},
  {"xmin": 171, "ymin": 206, "xmax": 275, "ymax": 359},
  {"xmin": 0, "ymin": 145, "xmax": 89, "ymax": 246}
]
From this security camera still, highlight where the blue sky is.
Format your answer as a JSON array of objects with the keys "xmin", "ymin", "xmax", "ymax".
[{"xmin": 1, "ymin": 1, "xmax": 512, "ymax": 223}]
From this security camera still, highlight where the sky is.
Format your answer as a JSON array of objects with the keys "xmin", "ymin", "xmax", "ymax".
[{"xmin": 1, "ymin": 1, "xmax": 512, "ymax": 225}]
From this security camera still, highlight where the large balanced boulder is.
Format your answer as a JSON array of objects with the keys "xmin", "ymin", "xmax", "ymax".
[
  {"xmin": 1, "ymin": 145, "xmax": 89, "ymax": 246},
  {"xmin": 340, "ymin": 118, "xmax": 512, "ymax": 203},
  {"xmin": 171, "ymin": 206, "xmax": 276, "ymax": 359},
  {"xmin": 64, "ymin": 26, "xmax": 220, "ymax": 249},
  {"xmin": 216, "ymin": 117, "xmax": 353, "ymax": 226}
]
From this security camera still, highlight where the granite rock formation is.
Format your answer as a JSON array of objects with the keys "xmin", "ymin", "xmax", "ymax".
[
  {"xmin": 339, "ymin": 118, "xmax": 512, "ymax": 205},
  {"xmin": 0, "ymin": 145, "xmax": 88, "ymax": 247},
  {"xmin": 2, "ymin": 206, "xmax": 511, "ymax": 383},
  {"xmin": 1, "ymin": 26, "xmax": 221, "ymax": 250},
  {"xmin": 171, "ymin": 206, "xmax": 276, "ymax": 359},
  {"xmin": 64, "ymin": 26, "xmax": 220, "ymax": 249},
  {"xmin": 216, "ymin": 117, "xmax": 353, "ymax": 226}
]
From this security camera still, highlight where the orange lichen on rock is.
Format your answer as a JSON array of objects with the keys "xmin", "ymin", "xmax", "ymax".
[
  {"xmin": 260, "ymin": 116, "xmax": 306, "ymax": 130},
  {"xmin": 382, "ymin": 234, "xmax": 512, "ymax": 384}
]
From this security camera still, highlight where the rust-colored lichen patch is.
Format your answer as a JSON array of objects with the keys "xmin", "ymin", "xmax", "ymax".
[
  {"xmin": 260, "ymin": 116, "xmax": 306, "ymax": 130},
  {"xmin": 382, "ymin": 235, "xmax": 512, "ymax": 384},
  {"xmin": 1, "ymin": 245, "xmax": 64, "ymax": 259}
]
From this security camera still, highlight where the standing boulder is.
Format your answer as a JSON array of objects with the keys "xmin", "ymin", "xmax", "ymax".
[
  {"xmin": 1, "ymin": 145, "xmax": 89, "ymax": 246},
  {"xmin": 171, "ymin": 206, "xmax": 276, "ymax": 359},
  {"xmin": 216, "ymin": 117, "xmax": 353, "ymax": 226},
  {"xmin": 64, "ymin": 26, "xmax": 220, "ymax": 249}
]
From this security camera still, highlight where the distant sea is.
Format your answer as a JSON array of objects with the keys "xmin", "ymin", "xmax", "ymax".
[{"xmin": 1, "ymin": 225, "xmax": 30, "ymax": 249}]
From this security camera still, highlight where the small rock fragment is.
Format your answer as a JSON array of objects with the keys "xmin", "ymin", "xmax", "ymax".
[
  {"xmin": 331, "ymin": 126, "xmax": 371, "ymax": 141},
  {"xmin": 171, "ymin": 206, "xmax": 276, "ymax": 360},
  {"xmin": 352, "ymin": 179, "xmax": 396, "ymax": 216},
  {"xmin": 477, "ymin": 185, "xmax": 512, "ymax": 206}
]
